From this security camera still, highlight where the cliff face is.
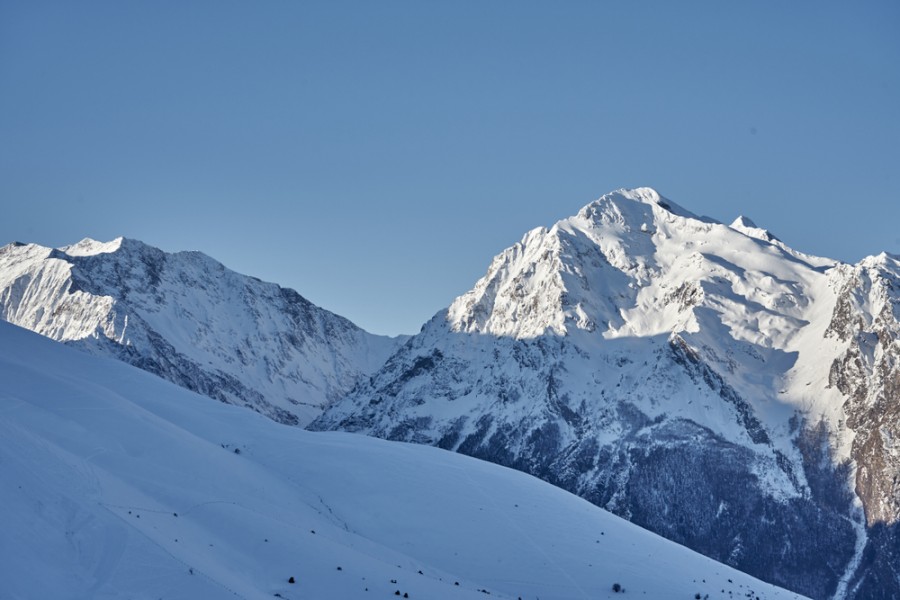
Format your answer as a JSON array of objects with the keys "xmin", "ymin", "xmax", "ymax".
[{"xmin": 826, "ymin": 255, "xmax": 900, "ymax": 532}]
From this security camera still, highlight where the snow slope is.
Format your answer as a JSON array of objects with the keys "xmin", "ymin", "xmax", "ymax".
[
  {"xmin": 0, "ymin": 320, "xmax": 804, "ymax": 600},
  {"xmin": 314, "ymin": 188, "xmax": 900, "ymax": 599},
  {"xmin": 0, "ymin": 237, "xmax": 404, "ymax": 426}
]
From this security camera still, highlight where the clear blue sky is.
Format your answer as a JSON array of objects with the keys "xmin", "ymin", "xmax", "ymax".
[{"xmin": 2, "ymin": 1, "xmax": 898, "ymax": 335}]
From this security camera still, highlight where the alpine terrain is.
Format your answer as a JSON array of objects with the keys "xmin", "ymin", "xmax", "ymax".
[
  {"xmin": 312, "ymin": 188, "xmax": 900, "ymax": 599},
  {"xmin": 2, "ymin": 188, "xmax": 898, "ymax": 598},
  {"xmin": 0, "ymin": 236, "xmax": 403, "ymax": 426},
  {"xmin": 0, "ymin": 319, "xmax": 806, "ymax": 600}
]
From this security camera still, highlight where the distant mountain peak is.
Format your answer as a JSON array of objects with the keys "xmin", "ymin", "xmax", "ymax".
[
  {"xmin": 0, "ymin": 236, "xmax": 405, "ymax": 426},
  {"xmin": 732, "ymin": 215, "xmax": 758, "ymax": 228},
  {"xmin": 61, "ymin": 236, "xmax": 126, "ymax": 256},
  {"xmin": 729, "ymin": 215, "xmax": 780, "ymax": 243},
  {"xmin": 860, "ymin": 250, "xmax": 900, "ymax": 270}
]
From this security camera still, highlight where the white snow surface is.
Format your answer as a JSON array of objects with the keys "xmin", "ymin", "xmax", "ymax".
[
  {"xmin": 0, "ymin": 237, "xmax": 405, "ymax": 426},
  {"xmin": 729, "ymin": 215, "xmax": 778, "ymax": 243},
  {"xmin": 308, "ymin": 188, "xmax": 900, "ymax": 597},
  {"xmin": 437, "ymin": 188, "xmax": 852, "ymax": 460},
  {"xmin": 314, "ymin": 189, "xmax": 865, "ymax": 505},
  {"xmin": 61, "ymin": 236, "xmax": 125, "ymax": 256},
  {"xmin": 0, "ymin": 320, "xmax": 806, "ymax": 600}
]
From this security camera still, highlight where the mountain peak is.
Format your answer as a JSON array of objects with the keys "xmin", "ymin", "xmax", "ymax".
[
  {"xmin": 575, "ymin": 187, "xmax": 704, "ymax": 226},
  {"xmin": 61, "ymin": 236, "xmax": 125, "ymax": 256},
  {"xmin": 314, "ymin": 187, "xmax": 899, "ymax": 599},
  {"xmin": 447, "ymin": 188, "xmax": 720, "ymax": 339},
  {"xmin": 731, "ymin": 215, "xmax": 758, "ymax": 229},
  {"xmin": 860, "ymin": 251, "xmax": 900, "ymax": 271},
  {"xmin": 729, "ymin": 216, "xmax": 780, "ymax": 243},
  {"xmin": 0, "ymin": 236, "xmax": 404, "ymax": 426},
  {"xmin": 619, "ymin": 186, "xmax": 663, "ymax": 204},
  {"xmin": 445, "ymin": 187, "xmax": 839, "ymax": 344}
]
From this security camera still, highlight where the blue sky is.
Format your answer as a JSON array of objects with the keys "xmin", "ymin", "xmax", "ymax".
[{"xmin": 2, "ymin": 1, "xmax": 898, "ymax": 335}]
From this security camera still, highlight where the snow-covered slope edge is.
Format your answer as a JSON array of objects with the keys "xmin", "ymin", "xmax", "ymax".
[
  {"xmin": 0, "ymin": 320, "xmax": 804, "ymax": 600},
  {"xmin": 0, "ymin": 237, "xmax": 405, "ymax": 426},
  {"xmin": 313, "ymin": 188, "xmax": 900, "ymax": 599}
]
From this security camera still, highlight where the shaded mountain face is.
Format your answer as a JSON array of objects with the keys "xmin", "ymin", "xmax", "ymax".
[
  {"xmin": 0, "ymin": 319, "xmax": 806, "ymax": 600},
  {"xmin": 0, "ymin": 237, "xmax": 403, "ymax": 426},
  {"xmin": 312, "ymin": 188, "xmax": 900, "ymax": 599}
]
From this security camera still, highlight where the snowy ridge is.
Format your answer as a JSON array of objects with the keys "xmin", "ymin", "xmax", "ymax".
[
  {"xmin": 61, "ymin": 236, "xmax": 125, "ymax": 256},
  {"xmin": 0, "ymin": 237, "xmax": 404, "ymax": 426},
  {"xmin": 314, "ymin": 188, "xmax": 899, "ymax": 599},
  {"xmin": 0, "ymin": 320, "xmax": 805, "ymax": 600},
  {"xmin": 730, "ymin": 215, "xmax": 779, "ymax": 243}
]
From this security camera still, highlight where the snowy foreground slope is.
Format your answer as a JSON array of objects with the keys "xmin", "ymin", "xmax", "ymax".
[
  {"xmin": 0, "ymin": 237, "xmax": 404, "ymax": 426},
  {"xmin": 313, "ymin": 188, "xmax": 900, "ymax": 599},
  {"xmin": 0, "ymin": 321, "xmax": 803, "ymax": 600}
]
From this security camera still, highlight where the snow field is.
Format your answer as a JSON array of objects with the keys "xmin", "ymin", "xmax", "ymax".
[{"xmin": 0, "ymin": 320, "xmax": 805, "ymax": 599}]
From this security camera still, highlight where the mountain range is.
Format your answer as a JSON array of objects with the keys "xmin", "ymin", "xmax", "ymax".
[
  {"xmin": 0, "ymin": 236, "xmax": 403, "ymax": 426},
  {"xmin": 3, "ymin": 187, "xmax": 898, "ymax": 599}
]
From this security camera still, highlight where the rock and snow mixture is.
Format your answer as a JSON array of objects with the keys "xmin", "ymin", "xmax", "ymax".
[{"xmin": 3, "ymin": 187, "xmax": 898, "ymax": 598}]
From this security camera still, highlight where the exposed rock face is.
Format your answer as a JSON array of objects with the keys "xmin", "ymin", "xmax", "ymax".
[
  {"xmin": 313, "ymin": 188, "xmax": 900, "ymax": 599},
  {"xmin": 820, "ymin": 255, "xmax": 900, "ymax": 596},
  {"xmin": 826, "ymin": 255, "xmax": 900, "ymax": 528},
  {"xmin": 0, "ymin": 237, "xmax": 403, "ymax": 426}
]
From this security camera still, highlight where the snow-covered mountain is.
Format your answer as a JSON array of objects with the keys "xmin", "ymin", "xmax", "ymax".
[
  {"xmin": 0, "ymin": 236, "xmax": 403, "ymax": 426},
  {"xmin": 0, "ymin": 319, "xmax": 806, "ymax": 600},
  {"xmin": 312, "ymin": 188, "xmax": 900, "ymax": 599}
]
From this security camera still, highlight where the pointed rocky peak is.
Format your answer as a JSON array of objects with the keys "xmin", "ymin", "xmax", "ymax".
[
  {"xmin": 572, "ymin": 187, "xmax": 704, "ymax": 231},
  {"xmin": 444, "ymin": 187, "xmax": 841, "ymax": 345},
  {"xmin": 852, "ymin": 253, "xmax": 900, "ymax": 316},
  {"xmin": 445, "ymin": 188, "xmax": 702, "ymax": 340},
  {"xmin": 59, "ymin": 238, "xmax": 178, "ymax": 269},
  {"xmin": 729, "ymin": 215, "xmax": 781, "ymax": 243},
  {"xmin": 0, "ymin": 241, "xmax": 51, "ymax": 260},
  {"xmin": 732, "ymin": 215, "xmax": 757, "ymax": 228},
  {"xmin": 859, "ymin": 251, "xmax": 900, "ymax": 273},
  {"xmin": 3, "ymin": 241, "xmax": 28, "ymax": 249}
]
